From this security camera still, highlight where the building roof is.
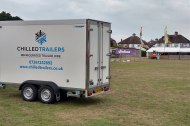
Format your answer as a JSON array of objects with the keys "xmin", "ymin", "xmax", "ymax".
[
  {"xmin": 118, "ymin": 33, "xmax": 147, "ymax": 44},
  {"xmin": 148, "ymin": 39, "xmax": 159, "ymax": 48},
  {"xmin": 157, "ymin": 32, "xmax": 190, "ymax": 44}
]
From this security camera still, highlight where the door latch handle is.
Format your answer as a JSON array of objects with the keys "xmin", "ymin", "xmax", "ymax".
[
  {"xmin": 101, "ymin": 66, "xmax": 106, "ymax": 69},
  {"xmin": 89, "ymin": 28, "xmax": 93, "ymax": 31}
]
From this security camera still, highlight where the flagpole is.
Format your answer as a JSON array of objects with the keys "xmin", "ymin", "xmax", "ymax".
[
  {"xmin": 164, "ymin": 26, "xmax": 168, "ymax": 56},
  {"xmin": 140, "ymin": 27, "xmax": 143, "ymax": 60}
]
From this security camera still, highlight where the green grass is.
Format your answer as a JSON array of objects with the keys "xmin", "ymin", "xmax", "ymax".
[{"xmin": 0, "ymin": 60, "xmax": 190, "ymax": 126}]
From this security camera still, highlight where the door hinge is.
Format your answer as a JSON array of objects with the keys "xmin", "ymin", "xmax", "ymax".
[
  {"xmin": 106, "ymin": 76, "xmax": 111, "ymax": 79},
  {"xmin": 106, "ymin": 53, "xmax": 112, "ymax": 56},
  {"xmin": 107, "ymin": 30, "xmax": 112, "ymax": 34},
  {"xmin": 0, "ymin": 26, "xmax": 2, "ymax": 29}
]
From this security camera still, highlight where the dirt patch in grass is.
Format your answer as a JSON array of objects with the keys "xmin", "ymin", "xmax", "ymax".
[{"xmin": 55, "ymin": 107, "xmax": 105, "ymax": 125}]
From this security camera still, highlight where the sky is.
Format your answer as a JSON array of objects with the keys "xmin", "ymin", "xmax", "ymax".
[{"xmin": 0, "ymin": 0, "xmax": 190, "ymax": 42}]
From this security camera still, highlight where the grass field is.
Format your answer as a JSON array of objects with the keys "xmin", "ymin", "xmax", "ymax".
[{"xmin": 0, "ymin": 60, "xmax": 190, "ymax": 126}]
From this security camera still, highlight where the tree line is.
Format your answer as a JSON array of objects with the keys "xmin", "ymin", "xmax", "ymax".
[{"xmin": 0, "ymin": 11, "xmax": 22, "ymax": 21}]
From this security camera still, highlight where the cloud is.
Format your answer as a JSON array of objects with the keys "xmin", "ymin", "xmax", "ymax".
[{"xmin": 0, "ymin": 0, "xmax": 189, "ymax": 41}]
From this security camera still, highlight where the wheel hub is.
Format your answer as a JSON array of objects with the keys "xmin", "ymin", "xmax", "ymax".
[
  {"xmin": 23, "ymin": 87, "xmax": 33, "ymax": 99},
  {"xmin": 41, "ymin": 89, "xmax": 51, "ymax": 102}
]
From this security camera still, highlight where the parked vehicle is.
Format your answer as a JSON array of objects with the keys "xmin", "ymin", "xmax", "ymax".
[
  {"xmin": 0, "ymin": 19, "xmax": 111, "ymax": 103},
  {"xmin": 151, "ymin": 53, "xmax": 157, "ymax": 59}
]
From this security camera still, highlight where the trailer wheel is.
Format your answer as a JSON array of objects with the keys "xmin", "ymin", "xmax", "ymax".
[
  {"xmin": 38, "ymin": 86, "xmax": 55, "ymax": 104},
  {"xmin": 21, "ymin": 84, "xmax": 37, "ymax": 101}
]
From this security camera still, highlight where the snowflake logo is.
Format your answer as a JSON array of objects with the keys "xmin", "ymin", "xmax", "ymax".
[{"xmin": 35, "ymin": 30, "xmax": 47, "ymax": 45}]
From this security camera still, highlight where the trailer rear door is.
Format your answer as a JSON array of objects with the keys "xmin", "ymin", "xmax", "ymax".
[{"xmin": 88, "ymin": 20, "xmax": 111, "ymax": 89}]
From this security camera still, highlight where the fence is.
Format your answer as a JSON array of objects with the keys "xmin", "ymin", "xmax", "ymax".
[{"xmin": 161, "ymin": 55, "xmax": 190, "ymax": 60}]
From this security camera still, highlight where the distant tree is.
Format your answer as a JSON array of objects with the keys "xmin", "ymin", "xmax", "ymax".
[
  {"xmin": 111, "ymin": 38, "xmax": 117, "ymax": 48},
  {"xmin": 0, "ymin": 11, "xmax": 22, "ymax": 21}
]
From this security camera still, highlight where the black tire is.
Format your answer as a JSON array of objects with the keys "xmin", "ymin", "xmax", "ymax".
[
  {"xmin": 38, "ymin": 86, "xmax": 55, "ymax": 104},
  {"xmin": 21, "ymin": 84, "xmax": 38, "ymax": 101}
]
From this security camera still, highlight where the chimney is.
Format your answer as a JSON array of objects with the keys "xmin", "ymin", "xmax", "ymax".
[
  {"xmin": 121, "ymin": 39, "xmax": 123, "ymax": 42},
  {"xmin": 155, "ymin": 38, "xmax": 158, "ymax": 41},
  {"xmin": 175, "ymin": 31, "xmax": 178, "ymax": 36},
  {"xmin": 132, "ymin": 33, "xmax": 136, "ymax": 36}
]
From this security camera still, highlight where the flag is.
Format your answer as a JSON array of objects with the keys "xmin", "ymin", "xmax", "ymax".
[{"xmin": 164, "ymin": 26, "xmax": 169, "ymax": 44}]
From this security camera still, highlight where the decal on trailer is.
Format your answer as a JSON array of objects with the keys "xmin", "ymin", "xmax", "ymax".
[
  {"xmin": 35, "ymin": 30, "xmax": 47, "ymax": 45},
  {"xmin": 17, "ymin": 30, "xmax": 65, "ymax": 71}
]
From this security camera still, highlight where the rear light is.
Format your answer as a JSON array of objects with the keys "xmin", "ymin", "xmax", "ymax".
[
  {"xmin": 104, "ymin": 86, "xmax": 110, "ymax": 91},
  {"xmin": 88, "ymin": 91, "xmax": 92, "ymax": 96}
]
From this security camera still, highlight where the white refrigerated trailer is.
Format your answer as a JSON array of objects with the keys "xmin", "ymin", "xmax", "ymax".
[{"xmin": 0, "ymin": 19, "xmax": 111, "ymax": 103}]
